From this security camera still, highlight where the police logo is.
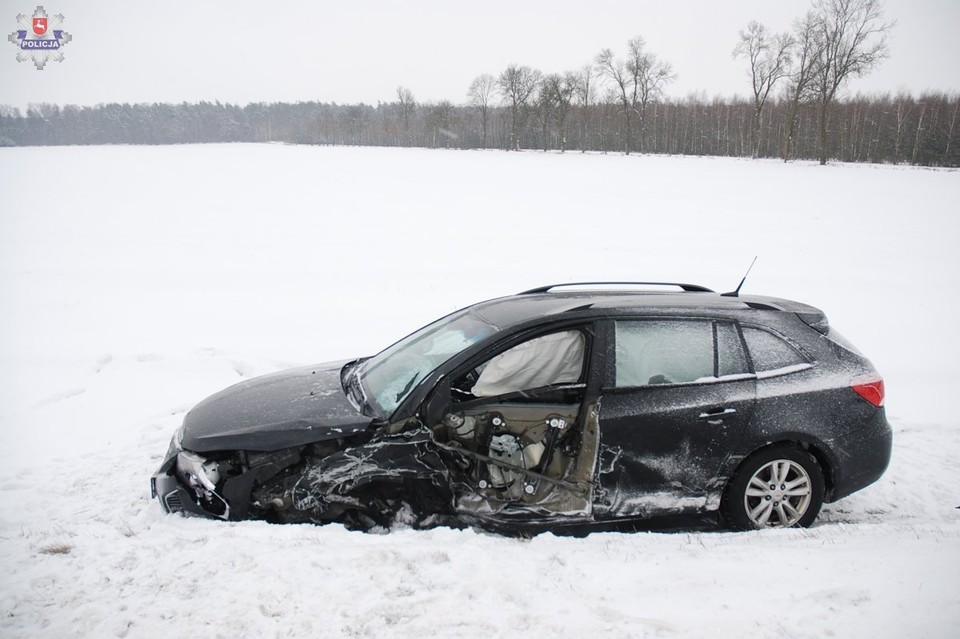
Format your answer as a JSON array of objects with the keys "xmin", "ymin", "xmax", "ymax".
[{"xmin": 8, "ymin": 6, "xmax": 72, "ymax": 70}]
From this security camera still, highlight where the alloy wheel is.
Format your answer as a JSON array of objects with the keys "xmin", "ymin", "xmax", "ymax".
[{"xmin": 743, "ymin": 459, "xmax": 813, "ymax": 527}]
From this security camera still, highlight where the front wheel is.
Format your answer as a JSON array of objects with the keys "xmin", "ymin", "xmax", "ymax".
[{"xmin": 723, "ymin": 446, "xmax": 825, "ymax": 530}]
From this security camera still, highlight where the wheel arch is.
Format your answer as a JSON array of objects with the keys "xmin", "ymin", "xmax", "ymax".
[
  {"xmin": 727, "ymin": 437, "xmax": 837, "ymax": 502},
  {"xmin": 721, "ymin": 439, "xmax": 829, "ymax": 530}
]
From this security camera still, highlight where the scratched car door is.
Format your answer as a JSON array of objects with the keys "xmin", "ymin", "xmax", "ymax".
[{"xmin": 594, "ymin": 318, "xmax": 756, "ymax": 520}]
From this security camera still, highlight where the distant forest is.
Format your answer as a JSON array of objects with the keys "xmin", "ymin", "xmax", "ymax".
[
  {"xmin": 1, "ymin": 92, "xmax": 957, "ymax": 167},
  {"xmin": 2, "ymin": 0, "xmax": 958, "ymax": 167}
]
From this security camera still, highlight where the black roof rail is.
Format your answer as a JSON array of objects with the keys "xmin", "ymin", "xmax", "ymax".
[{"xmin": 519, "ymin": 282, "xmax": 715, "ymax": 294}]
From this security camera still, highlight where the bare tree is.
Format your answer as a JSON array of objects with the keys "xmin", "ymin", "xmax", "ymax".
[
  {"xmin": 596, "ymin": 37, "xmax": 674, "ymax": 154},
  {"xmin": 555, "ymin": 72, "xmax": 578, "ymax": 153},
  {"xmin": 734, "ymin": 21, "xmax": 793, "ymax": 157},
  {"xmin": 425, "ymin": 100, "xmax": 455, "ymax": 148},
  {"xmin": 575, "ymin": 65, "xmax": 596, "ymax": 153},
  {"xmin": 467, "ymin": 74, "xmax": 496, "ymax": 149},
  {"xmin": 538, "ymin": 73, "xmax": 577, "ymax": 152},
  {"xmin": 782, "ymin": 11, "xmax": 821, "ymax": 161},
  {"xmin": 809, "ymin": 0, "xmax": 893, "ymax": 164},
  {"xmin": 944, "ymin": 96, "xmax": 960, "ymax": 165},
  {"xmin": 631, "ymin": 44, "xmax": 674, "ymax": 153},
  {"xmin": 893, "ymin": 90, "xmax": 912, "ymax": 162},
  {"xmin": 497, "ymin": 65, "xmax": 541, "ymax": 150},
  {"xmin": 396, "ymin": 86, "xmax": 416, "ymax": 145},
  {"xmin": 535, "ymin": 78, "xmax": 555, "ymax": 151},
  {"xmin": 595, "ymin": 47, "xmax": 633, "ymax": 152},
  {"xmin": 911, "ymin": 99, "xmax": 927, "ymax": 166},
  {"xmin": 343, "ymin": 105, "xmax": 370, "ymax": 145}
]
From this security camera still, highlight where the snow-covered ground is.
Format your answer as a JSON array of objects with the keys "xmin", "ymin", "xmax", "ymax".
[{"xmin": 1, "ymin": 144, "xmax": 958, "ymax": 638}]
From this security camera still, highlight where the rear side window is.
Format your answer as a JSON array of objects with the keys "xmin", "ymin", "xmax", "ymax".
[
  {"xmin": 825, "ymin": 327, "xmax": 863, "ymax": 356},
  {"xmin": 742, "ymin": 327, "xmax": 808, "ymax": 373},
  {"xmin": 614, "ymin": 320, "xmax": 749, "ymax": 387}
]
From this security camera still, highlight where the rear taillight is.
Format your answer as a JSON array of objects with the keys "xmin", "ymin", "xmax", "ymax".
[{"xmin": 851, "ymin": 375, "xmax": 885, "ymax": 407}]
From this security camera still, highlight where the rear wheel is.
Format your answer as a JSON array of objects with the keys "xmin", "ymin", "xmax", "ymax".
[{"xmin": 723, "ymin": 446, "xmax": 824, "ymax": 530}]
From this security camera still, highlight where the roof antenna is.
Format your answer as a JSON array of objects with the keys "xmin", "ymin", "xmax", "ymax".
[{"xmin": 722, "ymin": 256, "xmax": 758, "ymax": 297}]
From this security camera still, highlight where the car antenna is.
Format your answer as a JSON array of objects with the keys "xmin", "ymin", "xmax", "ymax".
[{"xmin": 722, "ymin": 256, "xmax": 758, "ymax": 297}]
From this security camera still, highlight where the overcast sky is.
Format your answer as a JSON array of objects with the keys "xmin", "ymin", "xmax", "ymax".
[{"xmin": 1, "ymin": 0, "xmax": 958, "ymax": 111}]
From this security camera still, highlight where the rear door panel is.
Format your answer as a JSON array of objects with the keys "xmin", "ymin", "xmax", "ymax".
[{"xmin": 595, "ymin": 379, "xmax": 755, "ymax": 518}]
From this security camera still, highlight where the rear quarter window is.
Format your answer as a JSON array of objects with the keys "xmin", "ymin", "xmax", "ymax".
[
  {"xmin": 824, "ymin": 327, "xmax": 864, "ymax": 356},
  {"xmin": 742, "ymin": 327, "xmax": 810, "ymax": 375}
]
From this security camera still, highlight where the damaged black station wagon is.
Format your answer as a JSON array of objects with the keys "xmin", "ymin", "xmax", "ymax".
[{"xmin": 151, "ymin": 283, "xmax": 892, "ymax": 534}]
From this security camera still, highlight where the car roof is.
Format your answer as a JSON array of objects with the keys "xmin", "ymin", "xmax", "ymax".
[{"xmin": 470, "ymin": 286, "xmax": 825, "ymax": 330}]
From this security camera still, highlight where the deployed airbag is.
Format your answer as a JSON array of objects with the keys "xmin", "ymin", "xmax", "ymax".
[{"xmin": 472, "ymin": 331, "xmax": 585, "ymax": 397}]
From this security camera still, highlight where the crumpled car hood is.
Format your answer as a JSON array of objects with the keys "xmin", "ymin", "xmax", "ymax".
[{"xmin": 181, "ymin": 360, "xmax": 374, "ymax": 452}]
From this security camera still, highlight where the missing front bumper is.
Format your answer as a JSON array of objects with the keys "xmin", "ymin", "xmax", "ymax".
[{"xmin": 151, "ymin": 471, "xmax": 231, "ymax": 519}]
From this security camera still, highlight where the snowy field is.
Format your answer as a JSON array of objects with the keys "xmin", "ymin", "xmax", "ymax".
[{"xmin": 1, "ymin": 144, "xmax": 958, "ymax": 638}]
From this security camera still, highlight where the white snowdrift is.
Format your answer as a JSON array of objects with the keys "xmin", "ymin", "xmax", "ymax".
[{"xmin": 0, "ymin": 145, "xmax": 958, "ymax": 638}]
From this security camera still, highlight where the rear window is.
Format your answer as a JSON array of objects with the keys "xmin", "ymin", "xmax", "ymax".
[{"xmin": 742, "ymin": 327, "xmax": 808, "ymax": 373}]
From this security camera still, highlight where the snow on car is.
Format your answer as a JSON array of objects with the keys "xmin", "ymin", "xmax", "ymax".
[{"xmin": 152, "ymin": 282, "xmax": 891, "ymax": 533}]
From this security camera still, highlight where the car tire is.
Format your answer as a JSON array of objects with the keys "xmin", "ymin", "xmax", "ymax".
[{"xmin": 723, "ymin": 445, "xmax": 825, "ymax": 530}]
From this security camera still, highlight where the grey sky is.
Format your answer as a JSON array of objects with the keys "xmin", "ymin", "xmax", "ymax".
[{"xmin": 1, "ymin": 0, "xmax": 957, "ymax": 111}]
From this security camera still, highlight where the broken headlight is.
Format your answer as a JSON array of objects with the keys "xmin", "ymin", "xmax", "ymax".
[{"xmin": 176, "ymin": 451, "xmax": 221, "ymax": 496}]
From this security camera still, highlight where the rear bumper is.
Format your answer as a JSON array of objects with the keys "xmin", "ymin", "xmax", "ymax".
[{"xmin": 825, "ymin": 409, "xmax": 893, "ymax": 502}]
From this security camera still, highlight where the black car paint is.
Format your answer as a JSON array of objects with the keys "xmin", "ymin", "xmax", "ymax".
[
  {"xmin": 181, "ymin": 362, "xmax": 373, "ymax": 452},
  {"xmin": 151, "ymin": 288, "xmax": 892, "ymax": 533},
  {"xmin": 597, "ymin": 377, "xmax": 756, "ymax": 517}
]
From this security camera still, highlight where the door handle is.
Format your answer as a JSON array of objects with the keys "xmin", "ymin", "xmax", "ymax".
[{"xmin": 698, "ymin": 408, "xmax": 737, "ymax": 421}]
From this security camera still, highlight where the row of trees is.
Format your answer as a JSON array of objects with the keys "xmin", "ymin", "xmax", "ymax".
[
  {"xmin": 469, "ymin": 0, "xmax": 899, "ymax": 164},
  {"xmin": 4, "ymin": 91, "xmax": 955, "ymax": 166},
  {"xmin": 734, "ymin": 0, "xmax": 893, "ymax": 164},
  {"xmin": 1, "ymin": 0, "xmax": 957, "ymax": 166},
  {"xmin": 470, "ymin": 35, "xmax": 676, "ymax": 157}
]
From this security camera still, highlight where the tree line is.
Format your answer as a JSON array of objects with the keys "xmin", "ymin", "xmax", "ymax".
[
  {"xmin": 2, "ymin": 92, "xmax": 955, "ymax": 166},
  {"xmin": 1, "ymin": 0, "xmax": 957, "ymax": 167}
]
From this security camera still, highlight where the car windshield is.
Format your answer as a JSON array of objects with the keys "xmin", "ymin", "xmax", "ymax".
[{"xmin": 359, "ymin": 309, "xmax": 499, "ymax": 417}]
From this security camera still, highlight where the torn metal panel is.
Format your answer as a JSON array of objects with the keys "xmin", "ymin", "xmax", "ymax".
[{"xmin": 286, "ymin": 426, "xmax": 454, "ymax": 519}]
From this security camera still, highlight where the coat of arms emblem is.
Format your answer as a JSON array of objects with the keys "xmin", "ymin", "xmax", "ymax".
[{"xmin": 8, "ymin": 6, "xmax": 72, "ymax": 70}]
